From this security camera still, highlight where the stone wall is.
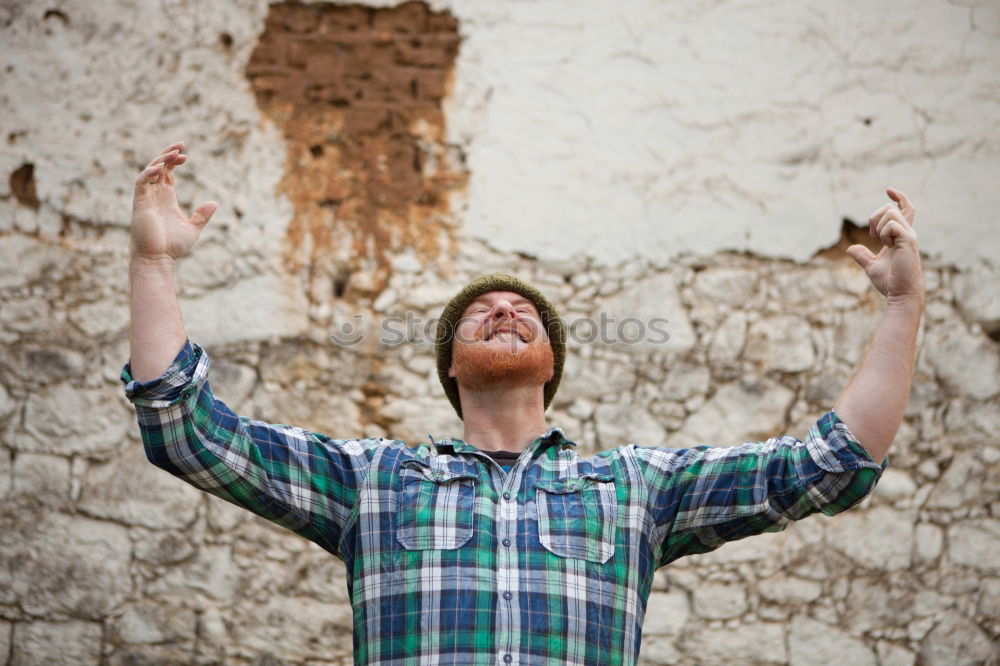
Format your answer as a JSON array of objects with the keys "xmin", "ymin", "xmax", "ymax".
[{"xmin": 1, "ymin": 0, "xmax": 998, "ymax": 664}]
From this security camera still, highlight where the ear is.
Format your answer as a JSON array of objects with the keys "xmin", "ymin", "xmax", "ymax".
[{"xmin": 448, "ymin": 365, "xmax": 456, "ymax": 378}]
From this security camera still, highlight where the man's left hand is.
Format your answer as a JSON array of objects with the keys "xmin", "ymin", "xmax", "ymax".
[{"xmin": 846, "ymin": 188, "xmax": 925, "ymax": 308}]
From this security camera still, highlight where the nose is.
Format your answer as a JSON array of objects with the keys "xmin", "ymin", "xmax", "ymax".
[{"xmin": 490, "ymin": 300, "xmax": 517, "ymax": 319}]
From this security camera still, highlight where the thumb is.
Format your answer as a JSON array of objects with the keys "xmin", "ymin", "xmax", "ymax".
[
  {"xmin": 189, "ymin": 201, "xmax": 219, "ymax": 229},
  {"xmin": 846, "ymin": 244, "xmax": 876, "ymax": 270}
]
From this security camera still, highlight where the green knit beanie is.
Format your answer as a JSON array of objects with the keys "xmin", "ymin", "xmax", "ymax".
[{"xmin": 435, "ymin": 273, "xmax": 566, "ymax": 420}]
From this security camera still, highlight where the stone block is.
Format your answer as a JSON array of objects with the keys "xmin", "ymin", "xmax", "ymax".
[
  {"xmin": 744, "ymin": 314, "xmax": 817, "ymax": 373},
  {"xmin": 873, "ymin": 468, "xmax": 917, "ymax": 504},
  {"xmin": 707, "ymin": 311, "xmax": 747, "ymax": 364},
  {"xmin": 115, "ymin": 601, "xmax": 195, "ymax": 645},
  {"xmin": 68, "ymin": 298, "xmax": 128, "ymax": 339},
  {"xmin": 953, "ymin": 264, "xmax": 1000, "ymax": 333},
  {"xmin": 0, "ymin": 511, "xmax": 131, "ymax": 618},
  {"xmin": 638, "ymin": 635, "xmax": 683, "ymax": 665},
  {"xmin": 661, "ymin": 361, "xmax": 711, "ymax": 402},
  {"xmin": 594, "ymin": 403, "xmax": 666, "ymax": 447},
  {"xmin": 692, "ymin": 582, "xmax": 748, "ymax": 620},
  {"xmin": 206, "ymin": 494, "xmax": 251, "ymax": 533},
  {"xmin": 673, "ymin": 379, "xmax": 795, "ymax": 447},
  {"xmin": 77, "ymin": 444, "xmax": 201, "ymax": 529},
  {"xmin": 11, "ymin": 452, "xmax": 70, "ymax": 506},
  {"xmin": 914, "ymin": 522, "xmax": 943, "ymax": 562},
  {"xmin": 17, "ymin": 381, "xmax": 130, "ymax": 455},
  {"xmin": 926, "ymin": 454, "xmax": 985, "ymax": 509},
  {"xmin": 251, "ymin": 385, "xmax": 364, "ymax": 441},
  {"xmin": 923, "ymin": 320, "xmax": 1000, "ymax": 400},
  {"xmin": 557, "ymin": 356, "xmax": 636, "ymax": 403},
  {"xmin": 876, "ymin": 641, "xmax": 916, "ymax": 666},
  {"xmin": 918, "ymin": 610, "xmax": 996, "ymax": 666},
  {"xmin": 0, "ymin": 447, "xmax": 10, "ymax": 500},
  {"xmin": 947, "ymin": 519, "xmax": 1000, "ymax": 573},
  {"xmin": 11, "ymin": 620, "xmax": 102, "ymax": 665},
  {"xmin": 380, "ymin": 394, "xmax": 461, "ymax": 443},
  {"xmin": 691, "ymin": 267, "xmax": 761, "ymax": 308},
  {"xmin": 0, "ymin": 297, "xmax": 56, "ymax": 335},
  {"xmin": 642, "ymin": 591, "xmax": 690, "ymax": 635},
  {"xmin": 146, "ymin": 544, "xmax": 240, "ymax": 601},
  {"xmin": 8, "ymin": 344, "xmax": 87, "ymax": 384},
  {"xmin": 0, "ymin": 235, "xmax": 68, "ymax": 290},
  {"xmin": 942, "ymin": 398, "xmax": 1000, "ymax": 449},
  {"xmin": 591, "ymin": 273, "xmax": 696, "ymax": 353},
  {"xmin": 180, "ymin": 274, "xmax": 310, "ymax": 348},
  {"xmin": 758, "ymin": 574, "xmax": 822, "ymax": 605},
  {"xmin": 788, "ymin": 615, "xmax": 876, "ymax": 666},
  {"xmin": 825, "ymin": 506, "xmax": 915, "ymax": 570},
  {"xmin": 0, "ymin": 382, "xmax": 14, "ymax": 423},
  {"xmin": 132, "ymin": 529, "xmax": 197, "ymax": 567},
  {"xmin": 680, "ymin": 622, "xmax": 787, "ymax": 665},
  {"xmin": 843, "ymin": 578, "xmax": 912, "ymax": 635}
]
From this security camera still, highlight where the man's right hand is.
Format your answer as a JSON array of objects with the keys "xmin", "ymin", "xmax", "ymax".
[{"xmin": 130, "ymin": 141, "xmax": 218, "ymax": 264}]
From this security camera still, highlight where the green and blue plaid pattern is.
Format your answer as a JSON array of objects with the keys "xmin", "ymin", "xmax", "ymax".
[{"xmin": 122, "ymin": 341, "xmax": 885, "ymax": 666}]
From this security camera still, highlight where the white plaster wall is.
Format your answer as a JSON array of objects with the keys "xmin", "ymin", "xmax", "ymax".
[{"xmin": 446, "ymin": 0, "xmax": 1000, "ymax": 265}]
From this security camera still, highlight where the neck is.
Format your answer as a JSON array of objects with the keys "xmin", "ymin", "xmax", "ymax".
[{"xmin": 457, "ymin": 384, "xmax": 548, "ymax": 453}]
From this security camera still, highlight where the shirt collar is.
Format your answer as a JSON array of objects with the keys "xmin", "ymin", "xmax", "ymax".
[{"xmin": 430, "ymin": 426, "xmax": 576, "ymax": 454}]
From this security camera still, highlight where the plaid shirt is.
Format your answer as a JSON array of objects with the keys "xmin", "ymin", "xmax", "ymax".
[{"xmin": 121, "ymin": 341, "xmax": 885, "ymax": 666}]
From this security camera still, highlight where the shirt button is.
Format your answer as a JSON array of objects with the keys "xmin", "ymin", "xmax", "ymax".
[
  {"xmin": 503, "ymin": 655, "xmax": 513, "ymax": 663},
  {"xmin": 502, "ymin": 492, "xmax": 511, "ymax": 501},
  {"xmin": 502, "ymin": 538, "xmax": 511, "ymax": 547},
  {"xmin": 503, "ymin": 591, "xmax": 513, "ymax": 600}
]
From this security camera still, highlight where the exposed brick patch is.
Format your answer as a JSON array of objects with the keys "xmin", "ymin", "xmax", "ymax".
[
  {"xmin": 812, "ymin": 217, "xmax": 881, "ymax": 261},
  {"xmin": 247, "ymin": 1, "xmax": 466, "ymax": 292}
]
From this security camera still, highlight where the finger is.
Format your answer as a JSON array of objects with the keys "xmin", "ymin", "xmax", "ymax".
[
  {"xmin": 887, "ymin": 188, "xmax": 916, "ymax": 224},
  {"xmin": 157, "ymin": 141, "xmax": 185, "ymax": 157},
  {"xmin": 878, "ymin": 219, "xmax": 910, "ymax": 248},
  {"xmin": 164, "ymin": 153, "xmax": 188, "ymax": 185},
  {"xmin": 868, "ymin": 203, "xmax": 894, "ymax": 237},
  {"xmin": 146, "ymin": 149, "xmax": 180, "ymax": 170},
  {"xmin": 135, "ymin": 163, "xmax": 165, "ymax": 186},
  {"xmin": 188, "ymin": 201, "xmax": 219, "ymax": 229},
  {"xmin": 875, "ymin": 208, "xmax": 905, "ymax": 237},
  {"xmin": 846, "ymin": 244, "xmax": 876, "ymax": 270}
]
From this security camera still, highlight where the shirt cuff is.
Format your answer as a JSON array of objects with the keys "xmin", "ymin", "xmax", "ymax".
[
  {"xmin": 806, "ymin": 409, "xmax": 889, "ymax": 474},
  {"xmin": 120, "ymin": 340, "xmax": 208, "ymax": 408}
]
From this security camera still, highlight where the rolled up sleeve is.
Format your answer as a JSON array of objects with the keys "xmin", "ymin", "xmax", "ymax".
[{"xmin": 122, "ymin": 340, "xmax": 201, "ymax": 408}]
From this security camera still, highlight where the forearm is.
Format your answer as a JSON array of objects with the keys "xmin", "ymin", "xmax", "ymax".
[
  {"xmin": 128, "ymin": 255, "xmax": 187, "ymax": 383},
  {"xmin": 833, "ymin": 297, "xmax": 923, "ymax": 462}
]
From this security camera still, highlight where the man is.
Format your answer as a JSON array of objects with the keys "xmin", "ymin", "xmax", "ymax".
[{"xmin": 123, "ymin": 142, "xmax": 924, "ymax": 665}]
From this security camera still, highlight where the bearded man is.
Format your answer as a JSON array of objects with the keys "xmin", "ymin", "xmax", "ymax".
[{"xmin": 123, "ymin": 142, "xmax": 924, "ymax": 665}]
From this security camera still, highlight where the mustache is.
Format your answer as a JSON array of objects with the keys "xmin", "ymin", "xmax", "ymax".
[{"xmin": 482, "ymin": 320, "xmax": 534, "ymax": 342}]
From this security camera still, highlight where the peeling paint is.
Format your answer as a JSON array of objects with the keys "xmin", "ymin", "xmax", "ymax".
[{"xmin": 247, "ymin": 1, "xmax": 467, "ymax": 294}]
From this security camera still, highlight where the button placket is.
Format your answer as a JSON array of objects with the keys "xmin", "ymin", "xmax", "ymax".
[{"xmin": 496, "ymin": 464, "xmax": 522, "ymax": 666}]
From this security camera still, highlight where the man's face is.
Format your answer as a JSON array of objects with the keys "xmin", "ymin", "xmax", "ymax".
[{"xmin": 447, "ymin": 291, "xmax": 554, "ymax": 392}]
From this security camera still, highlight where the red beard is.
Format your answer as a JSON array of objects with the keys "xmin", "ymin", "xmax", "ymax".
[{"xmin": 450, "ymin": 334, "xmax": 554, "ymax": 392}]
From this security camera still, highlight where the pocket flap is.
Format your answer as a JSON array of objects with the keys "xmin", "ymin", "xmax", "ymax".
[
  {"xmin": 537, "ymin": 473, "xmax": 615, "ymax": 494},
  {"xmin": 401, "ymin": 459, "xmax": 478, "ymax": 484}
]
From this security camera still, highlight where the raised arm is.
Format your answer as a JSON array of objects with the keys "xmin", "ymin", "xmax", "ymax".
[
  {"xmin": 123, "ymin": 144, "xmax": 384, "ymax": 557},
  {"xmin": 128, "ymin": 141, "xmax": 218, "ymax": 382},
  {"xmin": 834, "ymin": 188, "xmax": 925, "ymax": 462}
]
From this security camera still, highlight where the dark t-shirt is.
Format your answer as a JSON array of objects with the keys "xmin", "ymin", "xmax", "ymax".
[{"xmin": 481, "ymin": 449, "xmax": 521, "ymax": 472}]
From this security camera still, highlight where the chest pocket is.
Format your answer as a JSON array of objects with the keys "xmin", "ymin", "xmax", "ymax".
[
  {"xmin": 536, "ymin": 473, "xmax": 617, "ymax": 563},
  {"xmin": 396, "ymin": 461, "xmax": 477, "ymax": 550}
]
